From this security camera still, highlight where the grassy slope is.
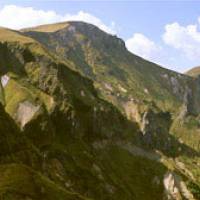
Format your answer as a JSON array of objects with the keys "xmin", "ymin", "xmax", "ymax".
[
  {"xmin": 0, "ymin": 164, "xmax": 89, "ymax": 200},
  {"xmin": 186, "ymin": 66, "xmax": 200, "ymax": 77},
  {"xmin": 22, "ymin": 21, "xmax": 200, "ymax": 152},
  {"xmin": 41, "ymin": 140, "xmax": 167, "ymax": 200},
  {"xmin": 22, "ymin": 21, "xmax": 192, "ymax": 113},
  {"xmin": 0, "ymin": 26, "xmax": 199, "ymax": 199}
]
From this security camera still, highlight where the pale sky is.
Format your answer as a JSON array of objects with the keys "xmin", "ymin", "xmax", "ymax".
[{"xmin": 0, "ymin": 0, "xmax": 200, "ymax": 73}]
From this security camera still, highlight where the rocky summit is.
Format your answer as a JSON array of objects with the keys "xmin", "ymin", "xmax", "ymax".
[{"xmin": 0, "ymin": 21, "xmax": 199, "ymax": 200}]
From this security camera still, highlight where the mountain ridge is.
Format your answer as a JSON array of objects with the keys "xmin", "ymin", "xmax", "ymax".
[
  {"xmin": 0, "ymin": 21, "xmax": 199, "ymax": 199},
  {"xmin": 23, "ymin": 21, "xmax": 200, "ymax": 147}
]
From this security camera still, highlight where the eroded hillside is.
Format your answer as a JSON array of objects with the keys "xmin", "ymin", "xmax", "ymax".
[
  {"xmin": 23, "ymin": 21, "xmax": 200, "ymax": 151},
  {"xmin": 0, "ymin": 23, "xmax": 199, "ymax": 199}
]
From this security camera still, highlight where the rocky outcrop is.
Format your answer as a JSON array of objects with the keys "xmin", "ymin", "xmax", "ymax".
[
  {"xmin": 123, "ymin": 100, "xmax": 173, "ymax": 151},
  {"xmin": 163, "ymin": 171, "xmax": 195, "ymax": 200},
  {"xmin": 16, "ymin": 100, "xmax": 40, "ymax": 128}
]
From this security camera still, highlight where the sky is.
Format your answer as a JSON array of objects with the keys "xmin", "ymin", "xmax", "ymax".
[{"xmin": 0, "ymin": 0, "xmax": 200, "ymax": 73}]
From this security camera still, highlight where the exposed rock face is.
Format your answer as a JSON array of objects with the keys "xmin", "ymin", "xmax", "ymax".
[
  {"xmin": 16, "ymin": 101, "xmax": 40, "ymax": 128},
  {"xmin": 123, "ymin": 100, "xmax": 173, "ymax": 150},
  {"xmin": 1, "ymin": 74, "xmax": 9, "ymax": 87},
  {"xmin": 0, "ymin": 79, "xmax": 4, "ymax": 105},
  {"xmin": 177, "ymin": 76, "xmax": 200, "ymax": 118},
  {"xmin": 123, "ymin": 100, "xmax": 141, "ymax": 122},
  {"xmin": 191, "ymin": 76, "xmax": 200, "ymax": 114},
  {"xmin": 163, "ymin": 171, "xmax": 195, "ymax": 200}
]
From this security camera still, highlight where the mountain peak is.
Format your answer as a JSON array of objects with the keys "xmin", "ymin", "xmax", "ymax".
[
  {"xmin": 21, "ymin": 21, "xmax": 70, "ymax": 33},
  {"xmin": 22, "ymin": 21, "xmax": 126, "ymax": 51},
  {"xmin": 22, "ymin": 21, "xmax": 109, "ymax": 34}
]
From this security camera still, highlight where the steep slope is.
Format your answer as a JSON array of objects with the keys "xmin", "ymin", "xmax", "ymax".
[
  {"xmin": 0, "ymin": 99, "xmax": 90, "ymax": 200},
  {"xmin": 0, "ymin": 96, "xmax": 198, "ymax": 200},
  {"xmin": 23, "ymin": 21, "xmax": 200, "ymax": 151},
  {"xmin": 0, "ymin": 25, "xmax": 199, "ymax": 200},
  {"xmin": 22, "ymin": 22, "xmax": 194, "ymax": 112}
]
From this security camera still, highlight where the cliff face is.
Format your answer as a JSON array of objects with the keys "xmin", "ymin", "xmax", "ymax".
[{"xmin": 0, "ymin": 23, "xmax": 199, "ymax": 199}]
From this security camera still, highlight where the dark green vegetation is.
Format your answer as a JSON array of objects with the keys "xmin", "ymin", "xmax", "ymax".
[{"xmin": 0, "ymin": 22, "xmax": 199, "ymax": 199}]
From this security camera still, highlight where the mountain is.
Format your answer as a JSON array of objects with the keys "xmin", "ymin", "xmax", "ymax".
[
  {"xmin": 0, "ymin": 22, "xmax": 199, "ymax": 199},
  {"xmin": 23, "ymin": 21, "xmax": 200, "ymax": 150},
  {"xmin": 22, "ymin": 21, "xmax": 189, "ymax": 112},
  {"xmin": 186, "ymin": 66, "xmax": 200, "ymax": 77}
]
